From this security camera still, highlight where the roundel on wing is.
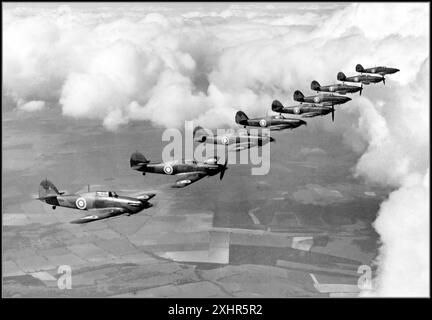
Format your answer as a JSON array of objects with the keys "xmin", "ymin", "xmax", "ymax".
[
  {"xmin": 294, "ymin": 107, "xmax": 300, "ymax": 114},
  {"xmin": 163, "ymin": 164, "xmax": 174, "ymax": 175},
  {"xmin": 313, "ymin": 96, "xmax": 320, "ymax": 103},
  {"xmin": 76, "ymin": 197, "xmax": 87, "ymax": 210},
  {"xmin": 221, "ymin": 136, "xmax": 229, "ymax": 145},
  {"xmin": 259, "ymin": 119, "xmax": 267, "ymax": 127}
]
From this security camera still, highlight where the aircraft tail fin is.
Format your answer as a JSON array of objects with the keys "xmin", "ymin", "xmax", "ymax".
[
  {"xmin": 130, "ymin": 151, "xmax": 149, "ymax": 170},
  {"xmin": 310, "ymin": 80, "xmax": 321, "ymax": 91},
  {"xmin": 337, "ymin": 72, "xmax": 346, "ymax": 81},
  {"xmin": 355, "ymin": 64, "xmax": 364, "ymax": 72},
  {"xmin": 271, "ymin": 100, "xmax": 284, "ymax": 112},
  {"xmin": 293, "ymin": 90, "xmax": 304, "ymax": 102},
  {"xmin": 235, "ymin": 111, "xmax": 249, "ymax": 125},
  {"xmin": 38, "ymin": 179, "xmax": 61, "ymax": 200}
]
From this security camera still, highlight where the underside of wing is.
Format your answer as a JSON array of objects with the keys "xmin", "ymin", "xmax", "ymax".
[
  {"xmin": 172, "ymin": 172, "xmax": 207, "ymax": 188},
  {"xmin": 125, "ymin": 190, "xmax": 156, "ymax": 201},
  {"xmin": 70, "ymin": 207, "xmax": 127, "ymax": 224},
  {"xmin": 302, "ymin": 112, "xmax": 323, "ymax": 118},
  {"xmin": 269, "ymin": 124, "xmax": 289, "ymax": 131},
  {"xmin": 228, "ymin": 142, "xmax": 254, "ymax": 152}
]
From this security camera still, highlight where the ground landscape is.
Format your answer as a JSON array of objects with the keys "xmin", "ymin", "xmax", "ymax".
[{"xmin": 2, "ymin": 106, "xmax": 388, "ymax": 297}]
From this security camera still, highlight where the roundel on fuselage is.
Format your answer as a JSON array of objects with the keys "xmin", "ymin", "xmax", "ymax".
[
  {"xmin": 76, "ymin": 197, "xmax": 87, "ymax": 210},
  {"xmin": 163, "ymin": 164, "xmax": 174, "ymax": 175},
  {"xmin": 294, "ymin": 107, "xmax": 300, "ymax": 114},
  {"xmin": 259, "ymin": 119, "xmax": 267, "ymax": 127},
  {"xmin": 221, "ymin": 136, "xmax": 229, "ymax": 145},
  {"xmin": 313, "ymin": 96, "xmax": 320, "ymax": 103},
  {"xmin": 354, "ymin": 76, "xmax": 359, "ymax": 82}
]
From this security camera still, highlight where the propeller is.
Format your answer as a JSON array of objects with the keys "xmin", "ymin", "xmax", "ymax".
[
  {"xmin": 331, "ymin": 105, "xmax": 335, "ymax": 122},
  {"xmin": 359, "ymin": 83, "xmax": 363, "ymax": 96},
  {"xmin": 219, "ymin": 157, "xmax": 228, "ymax": 180}
]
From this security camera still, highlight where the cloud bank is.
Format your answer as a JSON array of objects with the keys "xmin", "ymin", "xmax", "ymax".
[{"xmin": 3, "ymin": 3, "xmax": 429, "ymax": 296}]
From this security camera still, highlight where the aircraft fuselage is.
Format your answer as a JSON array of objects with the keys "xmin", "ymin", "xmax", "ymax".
[
  {"xmin": 43, "ymin": 191, "xmax": 153, "ymax": 213},
  {"xmin": 298, "ymin": 94, "xmax": 351, "ymax": 105},
  {"xmin": 136, "ymin": 161, "xmax": 222, "ymax": 177}
]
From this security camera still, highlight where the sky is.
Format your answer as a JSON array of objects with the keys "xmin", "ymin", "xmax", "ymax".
[{"xmin": 2, "ymin": 2, "xmax": 430, "ymax": 296}]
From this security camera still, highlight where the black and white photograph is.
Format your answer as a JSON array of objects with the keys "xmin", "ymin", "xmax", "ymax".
[{"xmin": 2, "ymin": 1, "xmax": 429, "ymax": 303}]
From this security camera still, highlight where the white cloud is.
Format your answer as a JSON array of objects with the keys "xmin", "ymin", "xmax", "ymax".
[{"xmin": 16, "ymin": 99, "xmax": 46, "ymax": 112}]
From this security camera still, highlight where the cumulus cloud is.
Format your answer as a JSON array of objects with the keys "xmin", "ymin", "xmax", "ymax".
[
  {"xmin": 16, "ymin": 99, "xmax": 46, "ymax": 112},
  {"xmin": 3, "ymin": 3, "xmax": 429, "ymax": 296}
]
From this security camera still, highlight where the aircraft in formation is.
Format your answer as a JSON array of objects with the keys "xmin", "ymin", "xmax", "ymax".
[
  {"xmin": 271, "ymin": 100, "xmax": 336, "ymax": 122},
  {"xmin": 39, "ymin": 63, "xmax": 399, "ymax": 223},
  {"xmin": 310, "ymin": 80, "xmax": 363, "ymax": 96},
  {"xmin": 130, "ymin": 151, "xmax": 228, "ymax": 188},
  {"xmin": 356, "ymin": 64, "xmax": 400, "ymax": 76},
  {"xmin": 235, "ymin": 110, "xmax": 307, "ymax": 130},
  {"xmin": 193, "ymin": 126, "xmax": 275, "ymax": 152},
  {"xmin": 337, "ymin": 71, "xmax": 385, "ymax": 85},
  {"xmin": 37, "ymin": 179, "xmax": 155, "ymax": 224},
  {"xmin": 293, "ymin": 90, "xmax": 351, "ymax": 106}
]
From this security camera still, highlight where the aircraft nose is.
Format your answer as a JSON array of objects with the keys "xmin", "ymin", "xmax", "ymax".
[
  {"xmin": 269, "ymin": 136, "xmax": 275, "ymax": 142},
  {"xmin": 146, "ymin": 193, "xmax": 156, "ymax": 200},
  {"xmin": 194, "ymin": 136, "xmax": 206, "ymax": 142},
  {"xmin": 300, "ymin": 120, "xmax": 307, "ymax": 126},
  {"xmin": 395, "ymin": 68, "xmax": 400, "ymax": 73}
]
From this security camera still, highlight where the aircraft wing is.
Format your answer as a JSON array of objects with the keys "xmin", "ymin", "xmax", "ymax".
[
  {"xmin": 228, "ymin": 141, "xmax": 254, "ymax": 152},
  {"xmin": 172, "ymin": 172, "xmax": 207, "ymax": 188},
  {"xmin": 268, "ymin": 124, "xmax": 291, "ymax": 131},
  {"xmin": 301, "ymin": 112, "xmax": 324, "ymax": 118},
  {"xmin": 70, "ymin": 207, "xmax": 127, "ymax": 224},
  {"xmin": 124, "ymin": 191, "xmax": 156, "ymax": 201}
]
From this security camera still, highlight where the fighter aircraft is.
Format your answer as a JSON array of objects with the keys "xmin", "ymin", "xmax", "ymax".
[
  {"xmin": 337, "ymin": 71, "xmax": 385, "ymax": 85},
  {"xmin": 271, "ymin": 99, "xmax": 336, "ymax": 122},
  {"xmin": 130, "ymin": 152, "xmax": 228, "ymax": 188},
  {"xmin": 293, "ymin": 90, "xmax": 351, "ymax": 105},
  {"xmin": 193, "ymin": 126, "xmax": 275, "ymax": 152},
  {"xmin": 356, "ymin": 64, "xmax": 400, "ymax": 76},
  {"xmin": 310, "ymin": 80, "xmax": 363, "ymax": 96},
  {"xmin": 235, "ymin": 110, "xmax": 307, "ymax": 130},
  {"xmin": 37, "ymin": 179, "xmax": 156, "ymax": 224}
]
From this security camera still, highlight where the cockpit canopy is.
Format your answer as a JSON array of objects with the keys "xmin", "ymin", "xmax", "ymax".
[{"xmin": 96, "ymin": 191, "xmax": 118, "ymax": 198}]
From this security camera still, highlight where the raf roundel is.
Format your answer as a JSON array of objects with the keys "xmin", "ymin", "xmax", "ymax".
[
  {"xmin": 294, "ymin": 107, "xmax": 300, "ymax": 114},
  {"xmin": 259, "ymin": 119, "xmax": 267, "ymax": 127},
  {"xmin": 163, "ymin": 164, "xmax": 174, "ymax": 175},
  {"xmin": 222, "ymin": 136, "xmax": 229, "ymax": 145},
  {"xmin": 314, "ymin": 96, "xmax": 320, "ymax": 103},
  {"xmin": 76, "ymin": 197, "xmax": 87, "ymax": 210}
]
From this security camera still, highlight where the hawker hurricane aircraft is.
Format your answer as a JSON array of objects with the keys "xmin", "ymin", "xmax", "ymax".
[
  {"xmin": 356, "ymin": 64, "xmax": 399, "ymax": 76},
  {"xmin": 272, "ymin": 99, "xmax": 336, "ymax": 122},
  {"xmin": 37, "ymin": 179, "xmax": 156, "ymax": 224},
  {"xmin": 311, "ymin": 80, "xmax": 362, "ymax": 96},
  {"xmin": 337, "ymin": 71, "xmax": 385, "ymax": 85},
  {"xmin": 293, "ymin": 90, "xmax": 351, "ymax": 105},
  {"xmin": 130, "ymin": 152, "xmax": 228, "ymax": 188},
  {"xmin": 193, "ymin": 126, "xmax": 275, "ymax": 152},
  {"xmin": 235, "ymin": 110, "xmax": 307, "ymax": 130}
]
